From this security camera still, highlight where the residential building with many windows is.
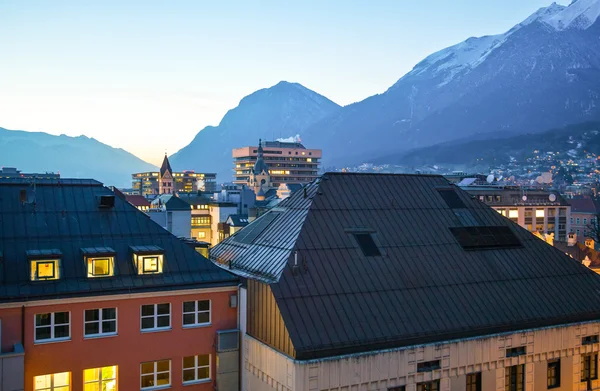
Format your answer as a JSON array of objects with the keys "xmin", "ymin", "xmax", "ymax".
[
  {"xmin": 459, "ymin": 185, "xmax": 571, "ymax": 242},
  {"xmin": 211, "ymin": 172, "xmax": 600, "ymax": 391},
  {"xmin": 569, "ymin": 197, "xmax": 599, "ymax": 243},
  {"xmin": 0, "ymin": 178, "xmax": 239, "ymax": 391},
  {"xmin": 132, "ymin": 154, "xmax": 217, "ymax": 196},
  {"xmin": 232, "ymin": 139, "xmax": 321, "ymax": 188}
]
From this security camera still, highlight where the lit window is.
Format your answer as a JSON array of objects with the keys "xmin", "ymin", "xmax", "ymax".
[
  {"xmin": 84, "ymin": 366, "xmax": 117, "ymax": 391},
  {"xmin": 141, "ymin": 303, "xmax": 171, "ymax": 331},
  {"xmin": 133, "ymin": 248, "xmax": 165, "ymax": 275},
  {"xmin": 141, "ymin": 360, "xmax": 170, "ymax": 389},
  {"xmin": 84, "ymin": 308, "xmax": 117, "ymax": 337},
  {"xmin": 508, "ymin": 209, "xmax": 519, "ymax": 219},
  {"xmin": 143, "ymin": 257, "xmax": 159, "ymax": 273},
  {"xmin": 35, "ymin": 312, "xmax": 70, "ymax": 343},
  {"xmin": 34, "ymin": 372, "xmax": 70, "ymax": 391},
  {"xmin": 307, "ymin": 158, "xmax": 312, "ymax": 162},
  {"xmin": 87, "ymin": 257, "xmax": 114, "ymax": 278},
  {"xmin": 31, "ymin": 260, "xmax": 59, "ymax": 281},
  {"xmin": 183, "ymin": 354, "xmax": 210, "ymax": 383},
  {"xmin": 183, "ymin": 300, "xmax": 211, "ymax": 327},
  {"xmin": 197, "ymin": 232, "xmax": 206, "ymax": 239},
  {"xmin": 536, "ymin": 209, "xmax": 545, "ymax": 218}
]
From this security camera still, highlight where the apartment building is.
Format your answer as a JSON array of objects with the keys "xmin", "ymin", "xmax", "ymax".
[
  {"xmin": 211, "ymin": 172, "xmax": 600, "ymax": 391},
  {"xmin": 460, "ymin": 185, "xmax": 570, "ymax": 241},
  {"xmin": 0, "ymin": 178, "xmax": 239, "ymax": 391},
  {"xmin": 132, "ymin": 155, "xmax": 217, "ymax": 196},
  {"xmin": 232, "ymin": 139, "xmax": 321, "ymax": 187},
  {"xmin": 569, "ymin": 198, "xmax": 599, "ymax": 242}
]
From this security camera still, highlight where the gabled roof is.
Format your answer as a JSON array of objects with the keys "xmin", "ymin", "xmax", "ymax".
[
  {"xmin": 569, "ymin": 197, "xmax": 598, "ymax": 214},
  {"xmin": 152, "ymin": 195, "xmax": 191, "ymax": 211},
  {"xmin": 0, "ymin": 178, "xmax": 237, "ymax": 302},
  {"xmin": 226, "ymin": 214, "xmax": 250, "ymax": 227},
  {"xmin": 212, "ymin": 172, "xmax": 600, "ymax": 360},
  {"xmin": 160, "ymin": 154, "xmax": 172, "ymax": 177},
  {"xmin": 125, "ymin": 195, "xmax": 150, "ymax": 207}
]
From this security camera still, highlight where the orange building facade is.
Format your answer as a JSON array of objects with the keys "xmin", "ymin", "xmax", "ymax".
[{"xmin": 0, "ymin": 287, "xmax": 237, "ymax": 391}]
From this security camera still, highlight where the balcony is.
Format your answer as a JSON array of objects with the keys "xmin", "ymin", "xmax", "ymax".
[{"xmin": 0, "ymin": 343, "xmax": 24, "ymax": 391}]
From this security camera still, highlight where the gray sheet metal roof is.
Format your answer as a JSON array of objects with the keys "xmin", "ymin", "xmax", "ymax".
[
  {"xmin": 211, "ymin": 172, "xmax": 600, "ymax": 360},
  {"xmin": 80, "ymin": 247, "xmax": 115, "ymax": 255},
  {"xmin": 0, "ymin": 178, "xmax": 237, "ymax": 303}
]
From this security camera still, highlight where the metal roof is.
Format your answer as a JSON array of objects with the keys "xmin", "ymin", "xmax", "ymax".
[
  {"xmin": 80, "ymin": 247, "xmax": 116, "ymax": 255},
  {"xmin": 212, "ymin": 172, "xmax": 600, "ymax": 360},
  {"xmin": 0, "ymin": 178, "xmax": 237, "ymax": 303}
]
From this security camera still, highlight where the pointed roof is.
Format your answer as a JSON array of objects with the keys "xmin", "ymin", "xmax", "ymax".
[
  {"xmin": 212, "ymin": 172, "xmax": 600, "ymax": 360},
  {"xmin": 160, "ymin": 154, "xmax": 172, "ymax": 177},
  {"xmin": 253, "ymin": 139, "xmax": 269, "ymax": 175}
]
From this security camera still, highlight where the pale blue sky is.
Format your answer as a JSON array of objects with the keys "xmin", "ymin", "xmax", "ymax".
[{"xmin": 0, "ymin": 0, "xmax": 569, "ymax": 165}]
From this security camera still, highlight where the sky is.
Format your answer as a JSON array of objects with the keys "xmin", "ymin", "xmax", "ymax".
[{"xmin": 0, "ymin": 0, "xmax": 570, "ymax": 165}]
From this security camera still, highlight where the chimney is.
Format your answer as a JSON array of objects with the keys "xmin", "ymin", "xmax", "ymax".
[{"xmin": 292, "ymin": 250, "xmax": 300, "ymax": 275}]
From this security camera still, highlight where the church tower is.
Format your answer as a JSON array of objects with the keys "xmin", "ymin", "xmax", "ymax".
[
  {"xmin": 248, "ymin": 139, "xmax": 272, "ymax": 195},
  {"xmin": 159, "ymin": 153, "xmax": 174, "ymax": 194}
]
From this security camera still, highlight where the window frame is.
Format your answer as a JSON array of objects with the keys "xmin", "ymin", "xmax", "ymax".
[
  {"xmin": 467, "ymin": 372, "xmax": 481, "ymax": 391},
  {"xmin": 581, "ymin": 353, "xmax": 598, "ymax": 382},
  {"xmin": 87, "ymin": 256, "xmax": 114, "ymax": 278},
  {"xmin": 182, "ymin": 354, "xmax": 211, "ymax": 384},
  {"xmin": 505, "ymin": 364, "xmax": 525, "ymax": 391},
  {"xmin": 140, "ymin": 303, "xmax": 171, "ymax": 332},
  {"xmin": 34, "ymin": 311, "xmax": 70, "ymax": 344},
  {"xmin": 182, "ymin": 300, "xmax": 211, "ymax": 328},
  {"xmin": 83, "ymin": 365, "xmax": 117, "ymax": 390},
  {"xmin": 31, "ymin": 259, "xmax": 59, "ymax": 281},
  {"xmin": 417, "ymin": 380, "xmax": 440, "ymax": 391},
  {"xmin": 33, "ymin": 371, "xmax": 70, "ymax": 391},
  {"xmin": 84, "ymin": 308, "xmax": 118, "ymax": 338},
  {"xmin": 547, "ymin": 359, "xmax": 561, "ymax": 389},
  {"xmin": 140, "ymin": 360, "xmax": 171, "ymax": 390},
  {"xmin": 143, "ymin": 256, "xmax": 159, "ymax": 273}
]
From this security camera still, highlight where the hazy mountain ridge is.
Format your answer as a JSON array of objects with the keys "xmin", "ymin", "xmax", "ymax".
[
  {"xmin": 0, "ymin": 127, "xmax": 157, "ymax": 187},
  {"xmin": 303, "ymin": 0, "xmax": 600, "ymax": 167},
  {"xmin": 375, "ymin": 121, "xmax": 600, "ymax": 167},
  {"xmin": 170, "ymin": 81, "xmax": 341, "ymax": 180}
]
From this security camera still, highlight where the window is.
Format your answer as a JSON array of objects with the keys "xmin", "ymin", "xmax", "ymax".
[
  {"xmin": 547, "ymin": 359, "xmax": 560, "ymax": 389},
  {"xmin": 141, "ymin": 360, "xmax": 170, "ymax": 389},
  {"xmin": 505, "ymin": 365, "xmax": 525, "ymax": 391},
  {"xmin": 84, "ymin": 366, "xmax": 117, "ymax": 391},
  {"xmin": 183, "ymin": 300, "xmax": 211, "ymax": 327},
  {"xmin": 87, "ymin": 257, "xmax": 114, "ymax": 278},
  {"xmin": 34, "ymin": 372, "xmax": 70, "ymax": 391},
  {"xmin": 183, "ymin": 354, "xmax": 210, "ymax": 383},
  {"xmin": 417, "ymin": 360, "xmax": 440, "ymax": 372},
  {"xmin": 354, "ymin": 233, "xmax": 381, "ymax": 256},
  {"xmin": 388, "ymin": 387, "xmax": 405, "ymax": 391},
  {"xmin": 198, "ymin": 232, "xmax": 206, "ymax": 239},
  {"xmin": 84, "ymin": 308, "xmax": 117, "ymax": 337},
  {"xmin": 582, "ymin": 354, "xmax": 598, "ymax": 382},
  {"xmin": 467, "ymin": 373, "xmax": 481, "ymax": 391},
  {"xmin": 486, "ymin": 195, "xmax": 493, "ymax": 203},
  {"xmin": 143, "ymin": 256, "xmax": 159, "ymax": 272},
  {"xmin": 438, "ymin": 189, "xmax": 465, "ymax": 209},
  {"xmin": 35, "ymin": 312, "xmax": 70, "ymax": 342},
  {"xmin": 506, "ymin": 346, "xmax": 526, "ymax": 357},
  {"xmin": 577, "ymin": 218, "xmax": 581, "ymax": 224},
  {"xmin": 417, "ymin": 380, "xmax": 439, "ymax": 391},
  {"xmin": 585, "ymin": 218, "xmax": 588, "ymax": 225},
  {"xmin": 191, "ymin": 216, "xmax": 211, "ymax": 225},
  {"xmin": 141, "ymin": 303, "xmax": 170, "ymax": 331},
  {"xmin": 495, "ymin": 195, "xmax": 502, "ymax": 202},
  {"xmin": 451, "ymin": 226, "xmax": 522, "ymax": 250},
  {"xmin": 559, "ymin": 208, "xmax": 567, "ymax": 217},
  {"xmin": 583, "ymin": 335, "xmax": 599, "ymax": 345},
  {"xmin": 536, "ymin": 209, "xmax": 545, "ymax": 218},
  {"xmin": 509, "ymin": 209, "xmax": 519, "ymax": 219},
  {"xmin": 571, "ymin": 218, "xmax": 574, "ymax": 224},
  {"xmin": 31, "ymin": 260, "xmax": 59, "ymax": 281},
  {"xmin": 132, "ymin": 247, "xmax": 165, "ymax": 275},
  {"xmin": 525, "ymin": 209, "xmax": 533, "ymax": 218}
]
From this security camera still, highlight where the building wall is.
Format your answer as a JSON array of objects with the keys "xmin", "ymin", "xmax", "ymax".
[
  {"xmin": 491, "ymin": 205, "xmax": 571, "ymax": 242},
  {"xmin": 210, "ymin": 205, "xmax": 238, "ymax": 246},
  {"xmin": 571, "ymin": 212, "xmax": 595, "ymax": 242},
  {"xmin": 0, "ymin": 288, "xmax": 237, "ymax": 391},
  {"xmin": 243, "ymin": 321, "xmax": 600, "ymax": 391}
]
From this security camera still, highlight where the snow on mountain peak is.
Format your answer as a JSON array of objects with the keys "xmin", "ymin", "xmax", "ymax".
[
  {"xmin": 521, "ymin": 2, "xmax": 566, "ymax": 26},
  {"xmin": 543, "ymin": 0, "xmax": 600, "ymax": 30}
]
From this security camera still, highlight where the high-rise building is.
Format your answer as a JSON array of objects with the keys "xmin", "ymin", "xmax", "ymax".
[
  {"xmin": 132, "ymin": 154, "xmax": 216, "ymax": 196},
  {"xmin": 232, "ymin": 139, "xmax": 321, "ymax": 188}
]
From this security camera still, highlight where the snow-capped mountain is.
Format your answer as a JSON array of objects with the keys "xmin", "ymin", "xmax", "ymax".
[
  {"xmin": 170, "ymin": 81, "xmax": 340, "ymax": 180},
  {"xmin": 303, "ymin": 0, "xmax": 600, "ymax": 166}
]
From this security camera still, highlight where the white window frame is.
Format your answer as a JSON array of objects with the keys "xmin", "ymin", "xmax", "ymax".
[
  {"xmin": 84, "ymin": 308, "xmax": 118, "ymax": 338},
  {"xmin": 182, "ymin": 300, "xmax": 211, "ymax": 328},
  {"xmin": 140, "ymin": 360, "xmax": 171, "ymax": 390},
  {"xmin": 182, "ymin": 354, "xmax": 211, "ymax": 384},
  {"xmin": 83, "ymin": 365, "xmax": 117, "ymax": 390},
  {"xmin": 33, "ymin": 371, "xmax": 71, "ymax": 391},
  {"xmin": 140, "ymin": 303, "xmax": 171, "ymax": 332},
  {"xmin": 34, "ymin": 312, "xmax": 70, "ymax": 343}
]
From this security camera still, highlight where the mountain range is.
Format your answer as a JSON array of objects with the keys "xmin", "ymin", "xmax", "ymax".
[
  {"xmin": 0, "ymin": 127, "xmax": 157, "ymax": 187},
  {"xmin": 5, "ymin": 0, "xmax": 600, "ymax": 183}
]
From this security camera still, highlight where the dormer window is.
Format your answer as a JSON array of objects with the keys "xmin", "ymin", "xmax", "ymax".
[
  {"xmin": 131, "ymin": 246, "xmax": 165, "ymax": 275},
  {"xmin": 27, "ymin": 249, "xmax": 62, "ymax": 281},
  {"xmin": 81, "ymin": 247, "xmax": 116, "ymax": 278}
]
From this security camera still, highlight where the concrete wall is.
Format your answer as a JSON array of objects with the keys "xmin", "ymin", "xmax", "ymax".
[
  {"xmin": 243, "ymin": 321, "xmax": 600, "ymax": 391},
  {"xmin": 0, "ymin": 345, "xmax": 24, "ymax": 391}
]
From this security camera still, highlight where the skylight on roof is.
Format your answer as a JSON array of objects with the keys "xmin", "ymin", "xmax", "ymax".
[
  {"xmin": 438, "ymin": 189, "xmax": 466, "ymax": 209},
  {"xmin": 236, "ymin": 212, "xmax": 280, "ymax": 244},
  {"xmin": 450, "ymin": 226, "xmax": 522, "ymax": 250},
  {"xmin": 354, "ymin": 233, "xmax": 381, "ymax": 257}
]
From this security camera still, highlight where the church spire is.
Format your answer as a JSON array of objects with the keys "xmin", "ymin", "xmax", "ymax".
[{"xmin": 160, "ymin": 153, "xmax": 172, "ymax": 177}]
